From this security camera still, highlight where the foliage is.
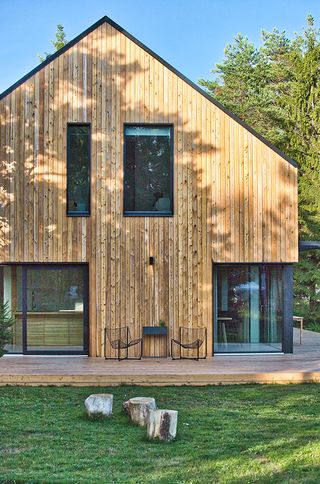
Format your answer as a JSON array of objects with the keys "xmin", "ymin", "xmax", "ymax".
[
  {"xmin": 200, "ymin": 15, "xmax": 320, "ymax": 324},
  {"xmin": 2, "ymin": 385, "xmax": 320, "ymax": 482},
  {"xmin": 38, "ymin": 24, "xmax": 68, "ymax": 62},
  {"xmin": 303, "ymin": 321, "xmax": 320, "ymax": 333},
  {"xmin": 294, "ymin": 250, "xmax": 320, "ymax": 323},
  {"xmin": 0, "ymin": 301, "xmax": 15, "ymax": 357},
  {"xmin": 52, "ymin": 24, "xmax": 68, "ymax": 51},
  {"xmin": 199, "ymin": 29, "xmax": 294, "ymax": 149},
  {"xmin": 287, "ymin": 16, "xmax": 320, "ymax": 239}
]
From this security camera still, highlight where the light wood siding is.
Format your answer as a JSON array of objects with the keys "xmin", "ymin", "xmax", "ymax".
[{"xmin": 0, "ymin": 22, "xmax": 298, "ymax": 357}]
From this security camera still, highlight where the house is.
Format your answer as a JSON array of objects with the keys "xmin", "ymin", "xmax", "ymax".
[{"xmin": 0, "ymin": 16, "xmax": 298, "ymax": 358}]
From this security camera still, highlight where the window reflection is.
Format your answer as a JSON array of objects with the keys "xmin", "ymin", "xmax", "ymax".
[
  {"xmin": 0, "ymin": 265, "xmax": 87, "ymax": 354},
  {"xmin": 215, "ymin": 265, "xmax": 283, "ymax": 353},
  {"xmin": 124, "ymin": 125, "xmax": 173, "ymax": 214},
  {"xmin": 67, "ymin": 125, "xmax": 90, "ymax": 215}
]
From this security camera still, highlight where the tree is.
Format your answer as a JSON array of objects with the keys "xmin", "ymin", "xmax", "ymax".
[
  {"xmin": 294, "ymin": 251, "xmax": 320, "ymax": 324},
  {"xmin": 288, "ymin": 16, "xmax": 320, "ymax": 324},
  {"xmin": 286, "ymin": 16, "xmax": 320, "ymax": 239},
  {"xmin": 199, "ymin": 29, "xmax": 294, "ymax": 150},
  {"xmin": 200, "ymin": 16, "xmax": 320, "ymax": 325},
  {"xmin": 38, "ymin": 24, "xmax": 68, "ymax": 62}
]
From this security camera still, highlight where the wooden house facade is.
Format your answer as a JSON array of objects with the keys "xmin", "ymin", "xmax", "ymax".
[{"xmin": 0, "ymin": 17, "xmax": 298, "ymax": 357}]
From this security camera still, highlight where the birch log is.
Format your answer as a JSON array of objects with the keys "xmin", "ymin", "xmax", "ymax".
[
  {"xmin": 147, "ymin": 409, "xmax": 178, "ymax": 441},
  {"xmin": 84, "ymin": 394, "xmax": 113, "ymax": 417}
]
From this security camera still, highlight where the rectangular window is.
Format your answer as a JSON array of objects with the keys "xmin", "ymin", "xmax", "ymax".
[
  {"xmin": 214, "ymin": 264, "xmax": 284, "ymax": 353},
  {"xmin": 0, "ymin": 264, "xmax": 88, "ymax": 355},
  {"xmin": 67, "ymin": 124, "xmax": 90, "ymax": 216},
  {"xmin": 124, "ymin": 125, "xmax": 173, "ymax": 215}
]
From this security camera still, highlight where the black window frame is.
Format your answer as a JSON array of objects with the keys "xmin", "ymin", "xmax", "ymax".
[
  {"xmin": 123, "ymin": 123, "xmax": 174, "ymax": 217},
  {"xmin": 0, "ymin": 262, "xmax": 89, "ymax": 356},
  {"xmin": 67, "ymin": 123, "xmax": 91, "ymax": 217},
  {"xmin": 212, "ymin": 262, "xmax": 293, "ymax": 354}
]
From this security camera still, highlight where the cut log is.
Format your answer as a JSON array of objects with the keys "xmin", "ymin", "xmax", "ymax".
[
  {"xmin": 147, "ymin": 409, "xmax": 178, "ymax": 441},
  {"xmin": 123, "ymin": 397, "xmax": 157, "ymax": 426},
  {"xmin": 85, "ymin": 394, "xmax": 113, "ymax": 418}
]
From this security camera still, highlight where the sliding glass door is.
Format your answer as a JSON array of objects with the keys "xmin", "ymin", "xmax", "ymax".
[
  {"xmin": 24, "ymin": 265, "xmax": 88, "ymax": 354},
  {"xmin": 1, "ymin": 264, "xmax": 88, "ymax": 355},
  {"xmin": 214, "ymin": 264, "xmax": 284, "ymax": 353}
]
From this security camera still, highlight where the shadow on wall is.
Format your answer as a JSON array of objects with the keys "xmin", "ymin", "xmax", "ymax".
[{"xmin": 0, "ymin": 21, "xmax": 296, "ymax": 356}]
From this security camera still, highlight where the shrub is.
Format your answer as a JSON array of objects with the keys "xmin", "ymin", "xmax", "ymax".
[
  {"xmin": 0, "ymin": 301, "xmax": 15, "ymax": 357},
  {"xmin": 304, "ymin": 322, "xmax": 320, "ymax": 333}
]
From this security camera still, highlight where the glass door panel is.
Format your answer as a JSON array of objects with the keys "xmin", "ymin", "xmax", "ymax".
[
  {"xmin": 0, "ymin": 266, "xmax": 23, "ymax": 353},
  {"xmin": 214, "ymin": 265, "xmax": 283, "ymax": 353},
  {"xmin": 25, "ymin": 266, "xmax": 87, "ymax": 354},
  {"xmin": 260, "ymin": 266, "xmax": 283, "ymax": 351}
]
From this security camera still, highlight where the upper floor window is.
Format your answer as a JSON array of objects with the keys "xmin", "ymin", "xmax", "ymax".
[
  {"xmin": 67, "ymin": 124, "xmax": 90, "ymax": 216},
  {"xmin": 124, "ymin": 124, "xmax": 173, "ymax": 216}
]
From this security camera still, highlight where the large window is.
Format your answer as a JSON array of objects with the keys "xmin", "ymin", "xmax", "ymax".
[
  {"xmin": 67, "ymin": 124, "xmax": 90, "ymax": 216},
  {"xmin": 214, "ymin": 264, "xmax": 286, "ymax": 353},
  {"xmin": 0, "ymin": 264, "xmax": 88, "ymax": 355},
  {"xmin": 124, "ymin": 125, "xmax": 173, "ymax": 215}
]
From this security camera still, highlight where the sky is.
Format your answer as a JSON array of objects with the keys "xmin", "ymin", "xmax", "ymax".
[{"xmin": 0, "ymin": 0, "xmax": 320, "ymax": 94}]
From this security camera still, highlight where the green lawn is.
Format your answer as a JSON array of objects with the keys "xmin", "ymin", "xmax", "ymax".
[{"xmin": 1, "ymin": 385, "xmax": 320, "ymax": 483}]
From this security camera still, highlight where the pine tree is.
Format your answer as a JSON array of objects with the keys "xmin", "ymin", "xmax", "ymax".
[
  {"xmin": 288, "ymin": 16, "xmax": 320, "ymax": 323},
  {"xmin": 200, "ymin": 16, "xmax": 320, "ymax": 325},
  {"xmin": 287, "ymin": 15, "xmax": 320, "ymax": 238},
  {"xmin": 199, "ymin": 29, "xmax": 294, "ymax": 149}
]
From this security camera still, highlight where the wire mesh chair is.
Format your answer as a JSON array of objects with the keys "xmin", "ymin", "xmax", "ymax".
[
  {"xmin": 104, "ymin": 326, "xmax": 143, "ymax": 361},
  {"xmin": 171, "ymin": 326, "xmax": 207, "ymax": 360}
]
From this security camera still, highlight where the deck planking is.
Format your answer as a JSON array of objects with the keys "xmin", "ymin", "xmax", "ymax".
[{"xmin": 1, "ymin": 329, "xmax": 320, "ymax": 386}]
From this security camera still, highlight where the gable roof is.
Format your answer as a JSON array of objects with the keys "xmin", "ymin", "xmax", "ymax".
[{"xmin": 0, "ymin": 15, "xmax": 298, "ymax": 169}]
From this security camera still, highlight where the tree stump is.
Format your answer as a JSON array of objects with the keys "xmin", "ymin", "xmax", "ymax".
[
  {"xmin": 147, "ymin": 409, "xmax": 178, "ymax": 441},
  {"xmin": 123, "ymin": 397, "xmax": 156, "ymax": 426},
  {"xmin": 85, "ymin": 394, "xmax": 113, "ymax": 418}
]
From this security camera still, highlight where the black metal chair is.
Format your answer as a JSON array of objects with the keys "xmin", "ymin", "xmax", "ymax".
[
  {"xmin": 171, "ymin": 326, "xmax": 207, "ymax": 360},
  {"xmin": 104, "ymin": 326, "xmax": 143, "ymax": 361}
]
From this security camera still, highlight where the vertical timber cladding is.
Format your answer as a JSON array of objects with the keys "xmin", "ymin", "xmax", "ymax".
[{"xmin": 0, "ymin": 20, "xmax": 298, "ymax": 357}]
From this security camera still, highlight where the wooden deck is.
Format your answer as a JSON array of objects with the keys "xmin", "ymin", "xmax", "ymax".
[{"xmin": 1, "ymin": 329, "xmax": 320, "ymax": 386}]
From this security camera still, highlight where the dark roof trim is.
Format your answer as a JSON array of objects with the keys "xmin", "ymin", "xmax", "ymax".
[
  {"xmin": 0, "ymin": 15, "xmax": 298, "ymax": 169},
  {"xmin": 299, "ymin": 241, "xmax": 320, "ymax": 251}
]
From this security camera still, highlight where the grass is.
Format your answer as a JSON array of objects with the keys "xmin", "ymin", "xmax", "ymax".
[{"xmin": 1, "ymin": 385, "xmax": 320, "ymax": 483}]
